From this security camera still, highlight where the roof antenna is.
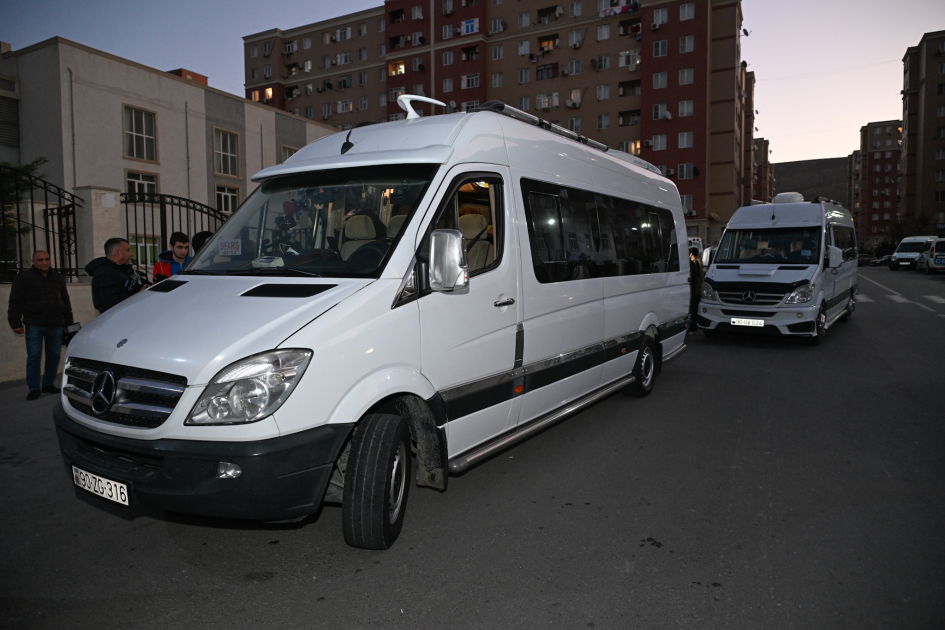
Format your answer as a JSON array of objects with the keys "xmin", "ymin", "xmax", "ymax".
[{"xmin": 341, "ymin": 130, "xmax": 354, "ymax": 155}]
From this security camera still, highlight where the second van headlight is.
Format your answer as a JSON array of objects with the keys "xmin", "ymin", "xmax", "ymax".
[
  {"xmin": 186, "ymin": 349, "xmax": 312, "ymax": 425},
  {"xmin": 785, "ymin": 283, "xmax": 815, "ymax": 304},
  {"xmin": 701, "ymin": 283, "xmax": 717, "ymax": 301}
]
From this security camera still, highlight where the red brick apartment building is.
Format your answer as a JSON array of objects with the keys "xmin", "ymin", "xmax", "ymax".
[
  {"xmin": 753, "ymin": 137, "xmax": 772, "ymax": 203},
  {"xmin": 900, "ymin": 30, "xmax": 945, "ymax": 235},
  {"xmin": 243, "ymin": 0, "xmax": 755, "ymax": 243},
  {"xmin": 847, "ymin": 120, "xmax": 903, "ymax": 250}
]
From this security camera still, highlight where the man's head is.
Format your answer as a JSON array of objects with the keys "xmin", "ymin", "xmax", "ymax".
[
  {"xmin": 169, "ymin": 232, "xmax": 190, "ymax": 263},
  {"xmin": 105, "ymin": 238, "xmax": 133, "ymax": 265},
  {"xmin": 689, "ymin": 247, "xmax": 700, "ymax": 260},
  {"xmin": 32, "ymin": 250, "xmax": 51, "ymax": 273}
]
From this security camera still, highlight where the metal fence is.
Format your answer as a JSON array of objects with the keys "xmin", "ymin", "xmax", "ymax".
[
  {"xmin": 121, "ymin": 192, "xmax": 228, "ymax": 279},
  {"xmin": 0, "ymin": 165, "xmax": 81, "ymax": 282}
]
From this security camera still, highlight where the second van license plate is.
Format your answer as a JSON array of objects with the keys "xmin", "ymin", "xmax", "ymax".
[{"xmin": 731, "ymin": 318, "xmax": 764, "ymax": 327}]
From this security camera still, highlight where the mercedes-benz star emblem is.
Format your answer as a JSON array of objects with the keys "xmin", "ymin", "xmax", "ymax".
[
  {"xmin": 90, "ymin": 371, "xmax": 117, "ymax": 415},
  {"xmin": 117, "ymin": 339, "xmax": 127, "ymax": 348},
  {"xmin": 742, "ymin": 291, "xmax": 757, "ymax": 304}
]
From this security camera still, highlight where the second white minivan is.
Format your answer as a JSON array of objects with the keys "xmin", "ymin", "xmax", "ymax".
[{"xmin": 53, "ymin": 99, "xmax": 689, "ymax": 549}]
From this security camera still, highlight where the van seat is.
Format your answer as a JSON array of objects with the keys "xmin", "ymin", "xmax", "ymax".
[
  {"xmin": 341, "ymin": 215, "xmax": 376, "ymax": 260},
  {"xmin": 459, "ymin": 214, "xmax": 494, "ymax": 271},
  {"xmin": 386, "ymin": 214, "xmax": 407, "ymax": 239}
]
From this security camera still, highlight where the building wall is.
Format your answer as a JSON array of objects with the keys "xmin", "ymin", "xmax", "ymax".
[
  {"xmin": 753, "ymin": 137, "xmax": 772, "ymax": 203},
  {"xmin": 857, "ymin": 120, "xmax": 902, "ymax": 248}
]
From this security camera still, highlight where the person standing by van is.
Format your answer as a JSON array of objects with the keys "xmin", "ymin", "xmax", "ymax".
[
  {"xmin": 85, "ymin": 238, "xmax": 148, "ymax": 313},
  {"xmin": 7, "ymin": 250, "xmax": 74, "ymax": 400},
  {"xmin": 151, "ymin": 232, "xmax": 191, "ymax": 281},
  {"xmin": 688, "ymin": 247, "xmax": 703, "ymax": 333}
]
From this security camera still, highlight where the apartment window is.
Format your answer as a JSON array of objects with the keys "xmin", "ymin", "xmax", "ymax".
[
  {"xmin": 653, "ymin": 72, "xmax": 667, "ymax": 89},
  {"xmin": 653, "ymin": 40, "xmax": 667, "ymax": 57},
  {"xmin": 518, "ymin": 12, "xmax": 530, "ymax": 27},
  {"xmin": 936, "ymin": 169, "xmax": 945, "ymax": 181},
  {"xmin": 305, "ymin": 106, "xmax": 313, "ymax": 119},
  {"xmin": 389, "ymin": 86, "xmax": 406, "ymax": 100},
  {"xmin": 379, "ymin": 43, "xmax": 387, "ymax": 57},
  {"xmin": 596, "ymin": 54, "xmax": 610, "ymax": 70},
  {"xmin": 536, "ymin": 92, "xmax": 558, "ymax": 108},
  {"xmin": 359, "ymin": 96, "xmax": 369, "ymax": 110},
  {"xmin": 569, "ymin": 30, "xmax": 581, "ymax": 48},
  {"xmin": 124, "ymin": 107, "xmax": 156, "ymax": 162},
  {"xmin": 443, "ymin": 51, "xmax": 453, "ymax": 65},
  {"xmin": 568, "ymin": 117, "xmax": 581, "ymax": 133},
  {"xmin": 443, "ymin": 0, "xmax": 453, "ymax": 13},
  {"xmin": 463, "ymin": 73, "xmax": 480, "ymax": 89},
  {"xmin": 413, "ymin": 57, "xmax": 421, "ymax": 71},
  {"xmin": 461, "ymin": 101, "xmax": 479, "ymax": 112},
  {"xmin": 250, "ymin": 90, "xmax": 259, "ymax": 101},
  {"xmin": 338, "ymin": 99, "xmax": 353, "ymax": 113},
  {"xmin": 379, "ymin": 68, "xmax": 387, "ymax": 81},
  {"xmin": 412, "ymin": 31, "xmax": 423, "ymax": 45},
  {"xmin": 216, "ymin": 186, "xmax": 239, "ymax": 214},
  {"xmin": 680, "ymin": 3, "xmax": 695, "ymax": 20},
  {"xmin": 569, "ymin": 1, "xmax": 581, "ymax": 17},
  {"xmin": 936, "ymin": 192, "xmax": 945, "ymax": 202},
  {"xmin": 678, "ymin": 163, "xmax": 693, "ymax": 179},
  {"xmin": 214, "ymin": 129, "xmax": 238, "ymax": 176},
  {"xmin": 884, "ymin": 201, "xmax": 892, "ymax": 208},
  {"xmin": 680, "ymin": 36, "xmax": 694, "ymax": 53},
  {"xmin": 597, "ymin": 84, "xmax": 610, "ymax": 100},
  {"xmin": 379, "ymin": 18, "xmax": 386, "ymax": 31},
  {"xmin": 338, "ymin": 51, "xmax": 351, "ymax": 65},
  {"xmin": 619, "ymin": 49, "xmax": 640, "ymax": 67},
  {"xmin": 652, "ymin": 134, "xmax": 666, "ymax": 150},
  {"xmin": 264, "ymin": 42, "xmax": 273, "ymax": 55},
  {"xmin": 519, "ymin": 96, "xmax": 530, "ymax": 110},
  {"xmin": 680, "ymin": 194, "xmax": 692, "ymax": 212},
  {"xmin": 281, "ymin": 147, "xmax": 298, "ymax": 163},
  {"xmin": 872, "ymin": 201, "xmax": 880, "ymax": 209},
  {"xmin": 874, "ymin": 165, "xmax": 881, "ymax": 172},
  {"xmin": 358, "ymin": 48, "xmax": 367, "ymax": 61},
  {"xmin": 127, "ymin": 172, "xmax": 157, "ymax": 194},
  {"xmin": 519, "ymin": 40, "xmax": 530, "ymax": 55},
  {"xmin": 939, "ymin": 84, "xmax": 945, "ymax": 95},
  {"xmin": 679, "ymin": 100, "xmax": 693, "ymax": 116},
  {"xmin": 519, "ymin": 68, "xmax": 530, "ymax": 83},
  {"xmin": 871, "ymin": 213, "xmax": 879, "ymax": 220},
  {"xmin": 379, "ymin": 93, "xmax": 387, "ymax": 107},
  {"xmin": 250, "ymin": 45, "xmax": 258, "ymax": 58},
  {"xmin": 323, "ymin": 56, "xmax": 331, "ymax": 69},
  {"xmin": 412, "ymin": 5, "xmax": 423, "ymax": 19},
  {"xmin": 885, "ymin": 151, "xmax": 892, "ymax": 158},
  {"xmin": 568, "ymin": 88, "xmax": 582, "ymax": 105},
  {"xmin": 884, "ymin": 212, "xmax": 892, "ymax": 220},
  {"xmin": 653, "ymin": 8, "xmax": 668, "ymax": 24},
  {"xmin": 568, "ymin": 59, "xmax": 581, "ymax": 75},
  {"xmin": 653, "ymin": 103, "xmax": 667, "ymax": 120},
  {"xmin": 264, "ymin": 64, "xmax": 274, "ymax": 78},
  {"xmin": 337, "ymin": 27, "xmax": 352, "ymax": 41},
  {"xmin": 304, "ymin": 83, "xmax": 313, "ymax": 96},
  {"xmin": 443, "ymin": 77, "xmax": 454, "ymax": 92},
  {"xmin": 597, "ymin": 114, "xmax": 610, "ymax": 130},
  {"xmin": 443, "ymin": 25, "xmax": 454, "ymax": 39},
  {"xmin": 493, "ymin": 72, "xmax": 504, "ymax": 87},
  {"xmin": 493, "ymin": 44, "xmax": 504, "ymax": 60},
  {"xmin": 463, "ymin": 18, "xmax": 479, "ymax": 34},
  {"xmin": 598, "ymin": 24, "xmax": 610, "ymax": 41},
  {"xmin": 936, "ymin": 148, "xmax": 945, "ymax": 159},
  {"xmin": 337, "ymin": 75, "xmax": 352, "ymax": 88},
  {"xmin": 679, "ymin": 131, "xmax": 693, "ymax": 148},
  {"xmin": 304, "ymin": 60, "xmax": 312, "ymax": 72},
  {"xmin": 359, "ymin": 23, "xmax": 367, "ymax": 36},
  {"xmin": 537, "ymin": 64, "xmax": 555, "ymax": 80},
  {"xmin": 885, "ymin": 139, "xmax": 892, "ymax": 146},
  {"xmin": 285, "ymin": 40, "xmax": 298, "ymax": 54},
  {"xmin": 873, "ymin": 151, "xmax": 881, "ymax": 159},
  {"xmin": 679, "ymin": 68, "xmax": 694, "ymax": 85},
  {"xmin": 493, "ymin": 0, "xmax": 503, "ymax": 5},
  {"xmin": 359, "ymin": 71, "xmax": 368, "ymax": 85},
  {"xmin": 492, "ymin": 18, "xmax": 504, "ymax": 33},
  {"xmin": 264, "ymin": 87, "xmax": 273, "ymax": 100},
  {"xmin": 323, "ymin": 33, "xmax": 331, "ymax": 45},
  {"xmin": 251, "ymin": 68, "xmax": 258, "ymax": 80}
]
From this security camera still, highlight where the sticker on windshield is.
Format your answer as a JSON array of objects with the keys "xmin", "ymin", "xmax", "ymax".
[
  {"xmin": 801, "ymin": 250, "xmax": 811, "ymax": 257},
  {"xmin": 219, "ymin": 239, "xmax": 241, "ymax": 256},
  {"xmin": 252, "ymin": 256, "xmax": 284, "ymax": 268}
]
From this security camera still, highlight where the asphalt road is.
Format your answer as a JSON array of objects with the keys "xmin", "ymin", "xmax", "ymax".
[{"xmin": 2, "ymin": 266, "xmax": 943, "ymax": 629}]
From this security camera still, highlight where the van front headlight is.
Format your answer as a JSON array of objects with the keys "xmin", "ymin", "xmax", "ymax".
[
  {"xmin": 186, "ymin": 349, "xmax": 312, "ymax": 425},
  {"xmin": 701, "ymin": 283, "xmax": 717, "ymax": 301},
  {"xmin": 785, "ymin": 283, "xmax": 815, "ymax": 304}
]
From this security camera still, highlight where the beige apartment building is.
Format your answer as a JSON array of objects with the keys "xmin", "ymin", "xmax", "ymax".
[
  {"xmin": 243, "ymin": 0, "xmax": 755, "ymax": 244},
  {"xmin": 900, "ymin": 30, "xmax": 945, "ymax": 234}
]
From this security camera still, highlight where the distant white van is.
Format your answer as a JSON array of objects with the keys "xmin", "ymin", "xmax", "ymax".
[
  {"xmin": 889, "ymin": 235, "xmax": 937, "ymax": 270},
  {"xmin": 697, "ymin": 192, "xmax": 857, "ymax": 345},
  {"xmin": 54, "ymin": 97, "xmax": 689, "ymax": 549}
]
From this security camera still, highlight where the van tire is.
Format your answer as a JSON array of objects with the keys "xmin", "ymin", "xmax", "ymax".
[
  {"xmin": 808, "ymin": 306, "xmax": 827, "ymax": 346},
  {"xmin": 625, "ymin": 337, "xmax": 657, "ymax": 398},
  {"xmin": 342, "ymin": 414, "xmax": 411, "ymax": 550},
  {"xmin": 840, "ymin": 292, "xmax": 855, "ymax": 322}
]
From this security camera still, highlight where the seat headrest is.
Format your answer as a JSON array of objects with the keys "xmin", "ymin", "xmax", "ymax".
[
  {"xmin": 458, "ymin": 213, "xmax": 488, "ymax": 239},
  {"xmin": 344, "ymin": 215, "xmax": 376, "ymax": 240},
  {"xmin": 386, "ymin": 214, "xmax": 407, "ymax": 238},
  {"xmin": 743, "ymin": 238, "xmax": 757, "ymax": 249}
]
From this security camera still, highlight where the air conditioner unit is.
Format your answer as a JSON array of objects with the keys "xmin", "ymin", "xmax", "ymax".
[
  {"xmin": 461, "ymin": 0, "xmax": 468, "ymax": 5},
  {"xmin": 643, "ymin": 139, "xmax": 653, "ymax": 147},
  {"xmin": 330, "ymin": 36, "xmax": 337, "ymax": 42},
  {"xmin": 316, "ymin": 86, "xmax": 325, "ymax": 93},
  {"xmin": 562, "ymin": 69, "xmax": 569, "ymax": 76},
  {"xmin": 444, "ymin": 9, "xmax": 453, "ymax": 15},
  {"xmin": 571, "ymin": 42, "xmax": 580, "ymax": 49},
  {"xmin": 332, "ymin": 60, "xmax": 338, "ymax": 65},
  {"xmin": 618, "ymin": 27, "xmax": 625, "ymax": 35},
  {"xmin": 323, "ymin": 115, "xmax": 330, "ymax": 120},
  {"xmin": 405, "ymin": 35, "xmax": 412, "ymax": 42},
  {"xmin": 455, "ymin": 27, "xmax": 462, "ymax": 34},
  {"xmin": 666, "ymin": 168, "xmax": 675, "ymax": 175},
  {"xmin": 461, "ymin": 53, "xmax": 468, "ymax": 60},
  {"xmin": 685, "ymin": 210, "xmax": 696, "ymax": 217},
  {"xmin": 650, "ymin": 23, "xmax": 660, "ymax": 30}
]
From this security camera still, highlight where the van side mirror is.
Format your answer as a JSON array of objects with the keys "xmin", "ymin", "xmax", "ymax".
[
  {"xmin": 429, "ymin": 229, "xmax": 469, "ymax": 292},
  {"xmin": 827, "ymin": 245, "xmax": 843, "ymax": 269}
]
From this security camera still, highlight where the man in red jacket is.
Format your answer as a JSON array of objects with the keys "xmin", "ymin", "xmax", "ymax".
[{"xmin": 151, "ymin": 232, "xmax": 191, "ymax": 282}]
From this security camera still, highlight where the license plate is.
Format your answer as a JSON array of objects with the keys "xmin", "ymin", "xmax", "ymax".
[
  {"xmin": 900, "ymin": 261, "xmax": 910, "ymax": 265},
  {"xmin": 731, "ymin": 318, "xmax": 764, "ymax": 327},
  {"xmin": 72, "ymin": 466, "xmax": 129, "ymax": 506},
  {"xmin": 935, "ymin": 259, "xmax": 944, "ymax": 265}
]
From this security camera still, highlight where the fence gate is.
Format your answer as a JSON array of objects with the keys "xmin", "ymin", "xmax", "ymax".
[
  {"xmin": 0, "ymin": 165, "xmax": 81, "ymax": 282},
  {"xmin": 121, "ymin": 193, "xmax": 228, "ymax": 279}
]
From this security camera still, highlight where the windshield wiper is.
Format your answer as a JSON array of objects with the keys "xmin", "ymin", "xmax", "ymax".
[
  {"xmin": 227, "ymin": 267, "xmax": 322, "ymax": 278},
  {"xmin": 179, "ymin": 269, "xmax": 219, "ymax": 276}
]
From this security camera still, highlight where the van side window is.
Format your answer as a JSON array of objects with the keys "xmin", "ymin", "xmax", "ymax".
[
  {"xmin": 433, "ymin": 175, "xmax": 503, "ymax": 275},
  {"xmin": 832, "ymin": 226, "xmax": 856, "ymax": 262},
  {"xmin": 595, "ymin": 195, "xmax": 679, "ymax": 274}
]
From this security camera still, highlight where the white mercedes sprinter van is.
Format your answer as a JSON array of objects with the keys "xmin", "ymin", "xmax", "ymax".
[
  {"xmin": 54, "ymin": 98, "xmax": 689, "ymax": 549},
  {"xmin": 696, "ymin": 192, "xmax": 857, "ymax": 345}
]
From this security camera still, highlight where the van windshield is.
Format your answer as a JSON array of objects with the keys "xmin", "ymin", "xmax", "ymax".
[
  {"xmin": 187, "ymin": 165, "xmax": 437, "ymax": 278},
  {"xmin": 716, "ymin": 228, "xmax": 822, "ymax": 265},
  {"xmin": 895, "ymin": 241, "xmax": 927, "ymax": 253}
]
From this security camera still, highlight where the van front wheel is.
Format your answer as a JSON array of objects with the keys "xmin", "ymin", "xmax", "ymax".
[
  {"xmin": 625, "ymin": 337, "xmax": 657, "ymax": 398},
  {"xmin": 342, "ymin": 414, "xmax": 411, "ymax": 550},
  {"xmin": 808, "ymin": 306, "xmax": 827, "ymax": 346}
]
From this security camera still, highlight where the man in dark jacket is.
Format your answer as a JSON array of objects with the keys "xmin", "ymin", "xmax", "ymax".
[
  {"xmin": 688, "ymin": 247, "xmax": 703, "ymax": 333},
  {"xmin": 7, "ymin": 250, "xmax": 74, "ymax": 400},
  {"xmin": 85, "ymin": 237, "xmax": 147, "ymax": 314}
]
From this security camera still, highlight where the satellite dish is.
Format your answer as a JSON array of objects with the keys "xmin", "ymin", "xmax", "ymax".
[
  {"xmin": 743, "ymin": 29, "xmax": 751, "ymax": 36},
  {"xmin": 566, "ymin": 99, "xmax": 573, "ymax": 107},
  {"xmin": 590, "ymin": 58, "xmax": 597, "ymax": 69},
  {"xmin": 663, "ymin": 112, "xmax": 672, "ymax": 120},
  {"xmin": 325, "ymin": 81, "xmax": 333, "ymax": 89},
  {"xmin": 556, "ymin": 6, "xmax": 564, "ymax": 15},
  {"xmin": 449, "ymin": 100, "xmax": 456, "ymax": 108}
]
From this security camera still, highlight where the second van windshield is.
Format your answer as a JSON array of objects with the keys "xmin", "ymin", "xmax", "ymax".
[{"xmin": 716, "ymin": 228, "xmax": 822, "ymax": 265}]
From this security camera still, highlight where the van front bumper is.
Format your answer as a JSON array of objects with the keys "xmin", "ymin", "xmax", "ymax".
[
  {"xmin": 53, "ymin": 403, "xmax": 351, "ymax": 522},
  {"xmin": 696, "ymin": 301, "xmax": 819, "ymax": 336}
]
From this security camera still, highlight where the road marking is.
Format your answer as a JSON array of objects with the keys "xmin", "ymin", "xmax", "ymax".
[
  {"xmin": 859, "ymin": 275, "xmax": 901, "ymax": 296},
  {"xmin": 856, "ymin": 294, "xmax": 874, "ymax": 303},
  {"xmin": 888, "ymin": 294, "xmax": 911, "ymax": 303},
  {"xmin": 924, "ymin": 295, "xmax": 945, "ymax": 304},
  {"xmin": 915, "ymin": 303, "xmax": 937, "ymax": 313}
]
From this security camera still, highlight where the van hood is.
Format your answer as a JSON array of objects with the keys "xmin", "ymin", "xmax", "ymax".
[
  {"xmin": 67, "ymin": 276, "xmax": 372, "ymax": 385},
  {"xmin": 705, "ymin": 263, "xmax": 817, "ymax": 285}
]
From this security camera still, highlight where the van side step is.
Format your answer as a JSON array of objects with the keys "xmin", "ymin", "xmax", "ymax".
[{"xmin": 446, "ymin": 374, "xmax": 635, "ymax": 474}]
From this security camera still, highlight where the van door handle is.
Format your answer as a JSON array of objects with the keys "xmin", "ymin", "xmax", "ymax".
[{"xmin": 494, "ymin": 298, "xmax": 515, "ymax": 308}]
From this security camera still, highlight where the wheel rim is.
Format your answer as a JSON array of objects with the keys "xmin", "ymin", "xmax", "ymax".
[
  {"xmin": 388, "ymin": 441, "xmax": 407, "ymax": 524},
  {"xmin": 818, "ymin": 309, "xmax": 826, "ymax": 336},
  {"xmin": 640, "ymin": 349, "xmax": 655, "ymax": 389}
]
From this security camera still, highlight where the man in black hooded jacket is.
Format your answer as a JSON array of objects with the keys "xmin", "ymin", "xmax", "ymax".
[{"xmin": 85, "ymin": 238, "xmax": 147, "ymax": 313}]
